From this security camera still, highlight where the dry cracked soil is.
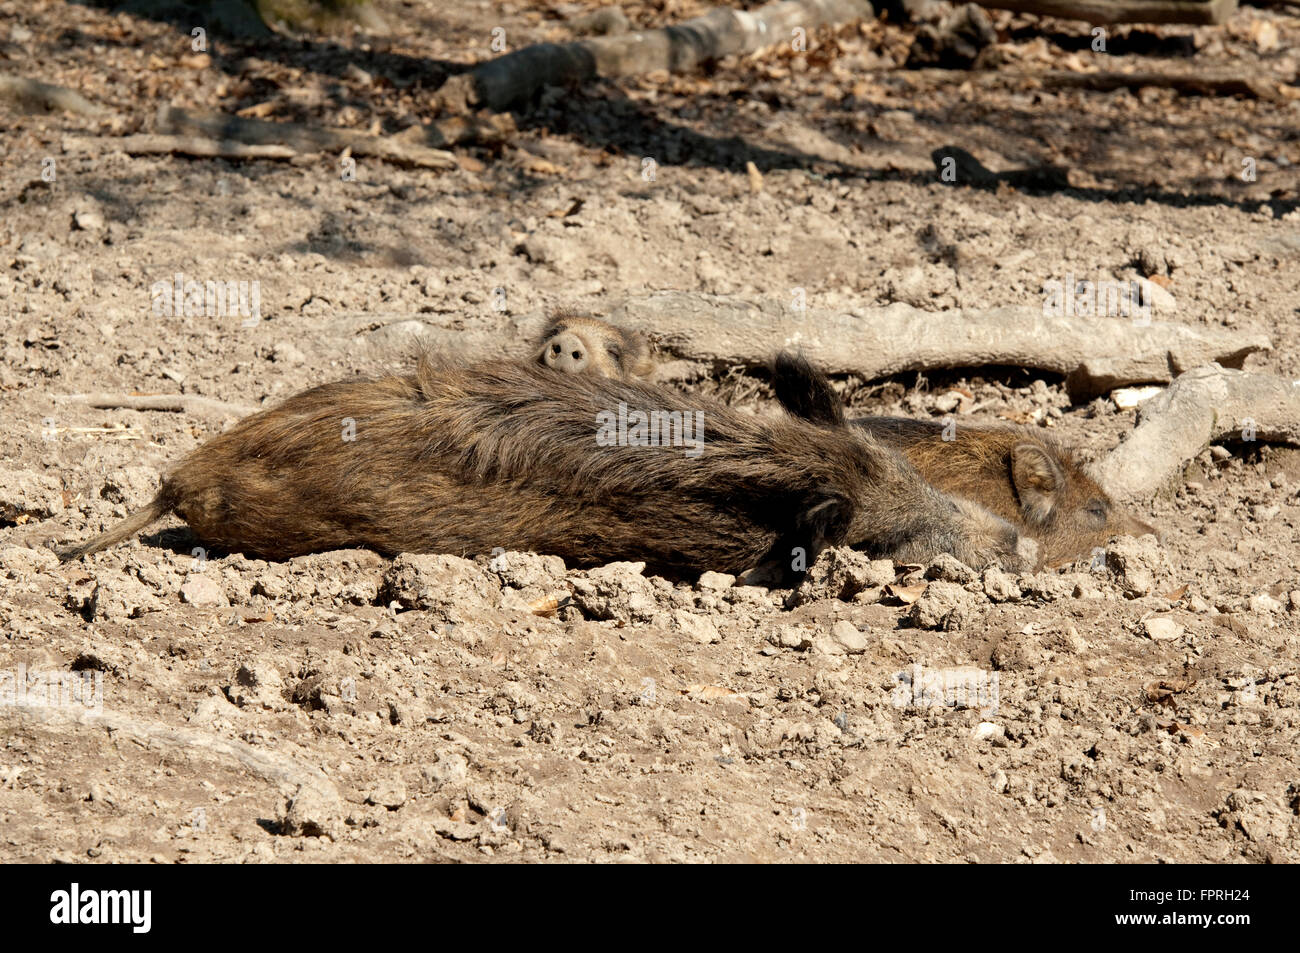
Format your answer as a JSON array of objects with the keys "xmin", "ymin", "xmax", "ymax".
[{"xmin": 1, "ymin": 0, "xmax": 1299, "ymax": 862}]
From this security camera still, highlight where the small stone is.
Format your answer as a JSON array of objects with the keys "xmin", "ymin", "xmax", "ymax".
[
  {"xmin": 426, "ymin": 751, "xmax": 469, "ymax": 789},
  {"xmin": 1135, "ymin": 246, "xmax": 1168, "ymax": 277},
  {"xmin": 180, "ymin": 575, "xmax": 226, "ymax": 606},
  {"xmin": 0, "ymin": 467, "xmax": 65, "ymax": 521},
  {"xmin": 1142, "ymin": 617, "xmax": 1183, "ymax": 641},
  {"xmin": 1135, "ymin": 275, "xmax": 1177, "ymax": 315},
  {"xmin": 190, "ymin": 694, "xmax": 239, "ymax": 725},
  {"xmin": 1063, "ymin": 626, "xmax": 1087, "ymax": 653},
  {"xmin": 365, "ymin": 778, "xmax": 408, "ymax": 810},
  {"xmin": 771, "ymin": 625, "xmax": 812, "ymax": 650},
  {"xmin": 673, "ymin": 609, "xmax": 720, "ymax": 645},
  {"xmin": 697, "ymin": 571, "xmax": 736, "ymax": 592},
  {"xmin": 381, "ymin": 553, "xmax": 494, "ymax": 613},
  {"xmin": 812, "ymin": 635, "xmax": 846, "ymax": 657},
  {"xmin": 271, "ymin": 341, "xmax": 306, "ymax": 365},
  {"xmin": 226, "ymin": 663, "xmax": 284, "ymax": 709},
  {"xmin": 791, "ymin": 547, "xmax": 894, "ymax": 605},
  {"xmin": 73, "ymin": 208, "xmax": 104, "ymax": 232},
  {"xmin": 280, "ymin": 784, "xmax": 343, "ymax": 839},
  {"xmin": 910, "ymin": 581, "xmax": 980, "ymax": 630},
  {"xmin": 1105, "ymin": 536, "xmax": 1167, "ymax": 598},
  {"xmin": 973, "ymin": 721, "xmax": 1004, "ymax": 741},
  {"xmin": 925, "ymin": 553, "xmax": 976, "ymax": 584},
  {"xmin": 829, "ymin": 620, "xmax": 868, "ymax": 655},
  {"xmin": 1248, "ymin": 593, "xmax": 1283, "ymax": 614},
  {"xmin": 981, "ymin": 566, "xmax": 1022, "ymax": 602}
]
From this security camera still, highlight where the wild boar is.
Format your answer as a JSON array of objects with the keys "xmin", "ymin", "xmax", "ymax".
[
  {"xmin": 535, "ymin": 311, "xmax": 652, "ymax": 379},
  {"xmin": 771, "ymin": 353, "xmax": 1156, "ymax": 566},
  {"xmin": 57, "ymin": 354, "xmax": 1035, "ymax": 579}
]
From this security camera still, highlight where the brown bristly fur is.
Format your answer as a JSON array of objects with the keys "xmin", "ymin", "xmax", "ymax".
[
  {"xmin": 770, "ymin": 354, "xmax": 1156, "ymax": 565},
  {"xmin": 856, "ymin": 418, "xmax": 1156, "ymax": 565},
  {"xmin": 59, "ymin": 354, "xmax": 1033, "ymax": 578}
]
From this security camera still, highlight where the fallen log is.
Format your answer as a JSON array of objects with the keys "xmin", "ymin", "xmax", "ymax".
[
  {"xmin": 606, "ymin": 291, "xmax": 1270, "ymax": 397},
  {"xmin": 1095, "ymin": 364, "xmax": 1300, "ymax": 498},
  {"xmin": 976, "ymin": 0, "xmax": 1236, "ymax": 24},
  {"xmin": 438, "ymin": 0, "xmax": 874, "ymax": 112}
]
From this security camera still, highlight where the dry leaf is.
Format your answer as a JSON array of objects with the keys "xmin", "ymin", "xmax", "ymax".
[
  {"xmin": 512, "ymin": 149, "xmax": 562, "ymax": 175},
  {"xmin": 236, "ymin": 101, "xmax": 277, "ymax": 119},
  {"xmin": 682, "ymin": 684, "xmax": 743, "ymax": 700},
  {"xmin": 546, "ymin": 198, "xmax": 584, "ymax": 219},
  {"xmin": 456, "ymin": 154, "xmax": 485, "ymax": 173},
  {"xmin": 884, "ymin": 582, "xmax": 928, "ymax": 604},
  {"xmin": 1144, "ymin": 678, "xmax": 1193, "ymax": 705},
  {"xmin": 527, "ymin": 594, "xmax": 570, "ymax": 616}
]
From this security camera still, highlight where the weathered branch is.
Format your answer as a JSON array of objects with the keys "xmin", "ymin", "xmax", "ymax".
[
  {"xmin": 59, "ymin": 393, "xmax": 259, "ymax": 420},
  {"xmin": 77, "ymin": 134, "xmax": 297, "ymax": 161},
  {"xmin": 0, "ymin": 74, "xmax": 110, "ymax": 117},
  {"xmin": 439, "ymin": 0, "xmax": 874, "ymax": 112},
  {"xmin": 1095, "ymin": 364, "xmax": 1300, "ymax": 498},
  {"xmin": 606, "ymin": 292, "xmax": 1270, "ymax": 397},
  {"xmin": 157, "ymin": 105, "xmax": 459, "ymax": 169}
]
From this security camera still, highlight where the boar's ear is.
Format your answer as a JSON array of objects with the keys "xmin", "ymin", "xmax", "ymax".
[
  {"xmin": 1011, "ymin": 443, "xmax": 1064, "ymax": 522},
  {"xmin": 771, "ymin": 352, "xmax": 845, "ymax": 427},
  {"xmin": 624, "ymin": 330, "xmax": 655, "ymax": 378},
  {"xmin": 797, "ymin": 491, "xmax": 855, "ymax": 551}
]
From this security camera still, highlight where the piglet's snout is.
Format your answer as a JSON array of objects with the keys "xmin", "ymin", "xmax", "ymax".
[{"xmin": 544, "ymin": 332, "xmax": 589, "ymax": 373}]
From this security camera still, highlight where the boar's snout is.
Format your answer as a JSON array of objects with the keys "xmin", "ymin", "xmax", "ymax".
[
  {"xmin": 1114, "ymin": 510, "xmax": 1159, "ymax": 543},
  {"xmin": 544, "ymin": 331, "xmax": 590, "ymax": 374}
]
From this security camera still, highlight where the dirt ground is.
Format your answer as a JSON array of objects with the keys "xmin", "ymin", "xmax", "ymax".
[{"xmin": 2, "ymin": 0, "xmax": 1299, "ymax": 863}]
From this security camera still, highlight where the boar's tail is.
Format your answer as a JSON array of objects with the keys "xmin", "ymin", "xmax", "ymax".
[
  {"xmin": 55, "ymin": 492, "xmax": 171, "ymax": 562},
  {"xmin": 771, "ymin": 352, "xmax": 845, "ymax": 428}
]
